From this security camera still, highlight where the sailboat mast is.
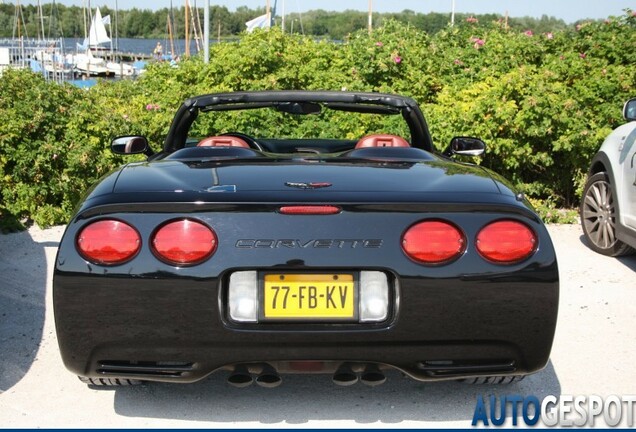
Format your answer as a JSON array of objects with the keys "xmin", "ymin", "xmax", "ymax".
[
  {"xmin": 184, "ymin": 0, "xmax": 189, "ymax": 56},
  {"xmin": 367, "ymin": 0, "xmax": 372, "ymax": 35},
  {"xmin": 13, "ymin": 0, "xmax": 20, "ymax": 39},
  {"xmin": 168, "ymin": 0, "xmax": 178, "ymax": 57},
  {"xmin": 86, "ymin": 0, "xmax": 91, "ymax": 76},
  {"xmin": 167, "ymin": 14, "xmax": 175, "ymax": 57},
  {"xmin": 37, "ymin": 0, "xmax": 45, "ymax": 40},
  {"xmin": 203, "ymin": 0, "xmax": 209, "ymax": 63},
  {"xmin": 14, "ymin": 0, "xmax": 33, "ymax": 39},
  {"xmin": 82, "ymin": 0, "xmax": 87, "ymax": 48},
  {"xmin": 193, "ymin": 0, "xmax": 203, "ymax": 52},
  {"xmin": 88, "ymin": 0, "xmax": 93, "ymax": 43},
  {"xmin": 115, "ymin": 0, "xmax": 119, "ymax": 51}
]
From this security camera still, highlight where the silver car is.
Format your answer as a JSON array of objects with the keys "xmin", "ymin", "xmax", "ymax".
[{"xmin": 581, "ymin": 98, "xmax": 636, "ymax": 256}]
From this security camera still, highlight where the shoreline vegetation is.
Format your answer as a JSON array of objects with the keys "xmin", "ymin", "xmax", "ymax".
[
  {"xmin": 1, "ymin": 11, "xmax": 634, "ymax": 231},
  {"xmin": 3, "ymin": 4, "xmax": 586, "ymax": 41}
]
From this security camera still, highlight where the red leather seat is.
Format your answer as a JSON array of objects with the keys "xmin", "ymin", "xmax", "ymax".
[
  {"xmin": 197, "ymin": 136, "xmax": 250, "ymax": 148},
  {"xmin": 355, "ymin": 134, "xmax": 410, "ymax": 149}
]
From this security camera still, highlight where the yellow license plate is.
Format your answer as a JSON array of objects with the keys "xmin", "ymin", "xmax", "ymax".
[{"xmin": 263, "ymin": 273, "xmax": 356, "ymax": 320}]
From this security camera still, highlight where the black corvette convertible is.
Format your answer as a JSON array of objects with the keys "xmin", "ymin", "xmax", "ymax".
[{"xmin": 53, "ymin": 91, "xmax": 558, "ymax": 388}]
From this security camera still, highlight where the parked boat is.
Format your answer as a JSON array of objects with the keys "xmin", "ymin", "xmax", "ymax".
[
  {"xmin": 106, "ymin": 60, "xmax": 135, "ymax": 77},
  {"xmin": 0, "ymin": 37, "xmax": 74, "ymax": 82},
  {"xmin": 72, "ymin": 51, "xmax": 113, "ymax": 77},
  {"xmin": 73, "ymin": 7, "xmax": 133, "ymax": 77},
  {"xmin": 72, "ymin": 8, "xmax": 112, "ymax": 77},
  {"xmin": 34, "ymin": 48, "xmax": 75, "ymax": 78},
  {"xmin": 2, "ymin": 3, "xmax": 146, "ymax": 82}
]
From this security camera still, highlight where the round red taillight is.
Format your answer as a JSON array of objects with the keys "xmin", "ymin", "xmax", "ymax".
[
  {"xmin": 76, "ymin": 220, "xmax": 141, "ymax": 265},
  {"xmin": 151, "ymin": 219, "xmax": 217, "ymax": 266},
  {"xmin": 402, "ymin": 220, "xmax": 465, "ymax": 265},
  {"xmin": 476, "ymin": 220, "xmax": 537, "ymax": 264}
]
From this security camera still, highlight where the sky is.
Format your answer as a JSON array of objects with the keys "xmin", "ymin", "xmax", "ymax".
[{"xmin": 9, "ymin": 0, "xmax": 636, "ymax": 23}]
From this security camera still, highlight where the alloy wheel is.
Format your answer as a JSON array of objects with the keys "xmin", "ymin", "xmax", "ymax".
[{"xmin": 582, "ymin": 178, "xmax": 617, "ymax": 249}]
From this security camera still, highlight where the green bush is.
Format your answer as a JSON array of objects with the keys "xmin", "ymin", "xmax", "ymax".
[
  {"xmin": 0, "ymin": 11, "xmax": 634, "ymax": 227},
  {"xmin": 0, "ymin": 70, "xmax": 80, "ymax": 226}
]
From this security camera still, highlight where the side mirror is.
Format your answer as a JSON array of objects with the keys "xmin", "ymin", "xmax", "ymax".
[
  {"xmin": 623, "ymin": 98, "xmax": 636, "ymax": 122},
  {"xmin": 443, "ymin": 136, "xmax": 486, "ymax": 157},
  {"xmin": 111, "ymin": 136, "xmax": 149, "ymax": 155}
]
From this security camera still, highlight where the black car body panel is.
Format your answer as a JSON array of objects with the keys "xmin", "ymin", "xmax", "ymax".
[{"xmin": 53, "ymin": 91, "xmax": 558, "ymax": 385}]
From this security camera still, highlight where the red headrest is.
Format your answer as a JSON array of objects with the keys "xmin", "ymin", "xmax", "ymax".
[
  {"xmin": 197, "ymin": 136, "xmax": 250, "ymax": 148},
  {"xmin": 355, "ymin": 134, "xmax": 410, "ymax": 149}
]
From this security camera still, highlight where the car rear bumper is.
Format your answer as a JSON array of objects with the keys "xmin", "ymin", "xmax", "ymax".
[{"xmin": 53, "ymin": 266, "xmax": 558, "ymax": 383}]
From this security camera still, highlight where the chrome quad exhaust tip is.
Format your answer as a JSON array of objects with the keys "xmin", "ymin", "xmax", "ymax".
[
  {"xmin": 255, "ymin": 365, "xmax": 283, "ymax": 388},
  {"xmin": 360, "ymin": 364, "xmax": 386, "ymax": 387},
  {"xmin": 227, "ymin": 365, "xmax": 254, "ymax": 388},
  {"xmin": 332, "ymin": 363, "xmax": 359, "ymax": 386}
]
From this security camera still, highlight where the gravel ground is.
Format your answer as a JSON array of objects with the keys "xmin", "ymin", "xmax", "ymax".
[{"xmin": 0, "ymin": 224, "xmax": 635, "ymax": 428}]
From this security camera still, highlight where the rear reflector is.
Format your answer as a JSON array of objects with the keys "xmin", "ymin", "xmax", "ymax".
[
  {"xmin": 76, "ymin": 219, "xmax": 141, "ymax": 265},
  {"xmin": 359, "ymin": 271, "xmax": 389, "ymax": 322},
  {"xmin": 279, "ymin": 205, "xmax": 341, "ymax": 215},
  {"xmin": 228, "ymin": 271, "xmax": 258, "ymax": 322},
  {"xmin": 476, "ymin": 220, "xmax": 537, "ymax": 264},
  {"xmin": 402, "ymin": 220, "xmax": 465, "ymax": 265},
  {"xmin": 151, "ymin": 219, "xmax": 217, "ymax": 266}
]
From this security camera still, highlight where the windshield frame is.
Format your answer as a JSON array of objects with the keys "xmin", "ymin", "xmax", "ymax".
[{"xmin": 163, "ymin": 91, "xmax": 434, "ymax": 153}]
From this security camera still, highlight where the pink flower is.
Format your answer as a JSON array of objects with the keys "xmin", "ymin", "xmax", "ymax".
[
  {"xmin": 393, "ymin": 55, "xmax": 402, "ymax": 64},
  {"xmin": 470, "ymin": 37, "xmax": 485, "ymax": 49},
  {"xmin": 146, "ymin": 103, "xmax": 160, "ymax": 111},
  {"xmin": 453, "ymin": 58, "xmax": 464, "ymax": 65},
  {"xmin": 524, "ymin": 30, "xmax": 533, "ymax": 37},
  {"xmin": 632, "ymin": 10, "xmax": 636, "ymax": 17},
  {"xmin": 375, "ymin": 41, "xmax": 383, "ymax": 47},
  {"xmin": 576, "ymin": 24, "xmax": 582, "ymax": 31},
  {"xmin": 579, "ymin": 52, "xmax": 587, "ymax": 59},
  {"xmin": 466, "ymin": 16, "xmax": 478, "ymax": 23},
  {"xmin": 545, "ymin": 32, "xmax": 554, "ymax": 39}
]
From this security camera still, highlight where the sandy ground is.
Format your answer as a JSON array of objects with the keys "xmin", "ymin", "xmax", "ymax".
[{"xmin": 0, "ymin": 224, "xmax": 635, "ymax": 428}]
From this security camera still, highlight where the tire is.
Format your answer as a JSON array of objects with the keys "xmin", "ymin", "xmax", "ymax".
[
  {"xmin": 462, "ymin": 375, "xmax": 525, "ymax": 385},
  {"xmin": 580, "ymin": 172, "xmax": 635, "ymax": 257},
  {"xmin": 78, "ymin": 376, "xmax": 143, "ymax": 386}
]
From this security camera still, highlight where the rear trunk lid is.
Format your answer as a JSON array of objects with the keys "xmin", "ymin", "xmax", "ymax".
[{"xmin": 112, "ymin": 159, "xmax": 503, "ymax": 197}]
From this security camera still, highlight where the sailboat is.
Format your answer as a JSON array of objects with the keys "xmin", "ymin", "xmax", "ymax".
[
  {"xmin": 73, "ymin": 7, "xmax": 113, "ymax": 77},
  {"xmin": 98, "ymin": 7, "xmax": 135, "ymax": 77},
  {"xmin": 33, "ymin": 0, "xmax": 75, "ymax": 80},
  {"xmin": 74, "ymin": 7, "xmax": 135, "ymax": 77}
]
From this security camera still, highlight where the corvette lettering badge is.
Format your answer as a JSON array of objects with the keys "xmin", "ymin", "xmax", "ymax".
[{"xmin": 285, "ymin": 182, "xmax": 332, "ymax": 189}]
